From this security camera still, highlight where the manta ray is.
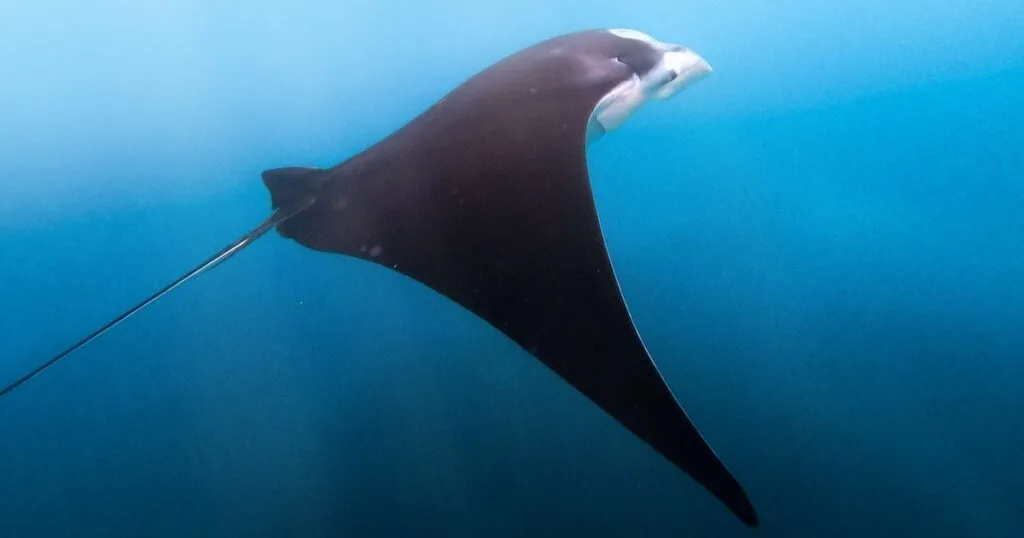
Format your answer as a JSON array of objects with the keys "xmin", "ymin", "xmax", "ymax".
[{"xmin": 2, "ymin": 28, "xmax": 759, "ymax": 528}]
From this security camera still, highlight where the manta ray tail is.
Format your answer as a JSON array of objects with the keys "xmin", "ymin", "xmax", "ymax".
[
  {"xmin": 0, "ymin": 175, "xmax": 317, "ymax": 399},
  {"xmin": 262, "ymin": 166, "xmax": 330, "ymax": 211}
]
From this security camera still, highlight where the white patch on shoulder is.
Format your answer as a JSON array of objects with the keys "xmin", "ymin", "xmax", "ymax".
[{"xmin": 607, "ymin": 28, "xmax": 657, "ymax": 44}]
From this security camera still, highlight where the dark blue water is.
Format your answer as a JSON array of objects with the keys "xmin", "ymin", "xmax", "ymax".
[{"xmin": 2, "ymin": 3, "xmax": 1022, "ymax": 537}]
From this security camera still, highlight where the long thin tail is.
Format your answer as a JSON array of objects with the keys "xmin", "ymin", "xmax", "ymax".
[{"xmin": 0, "ymin": 198, "xmax": 314, "ymax": 400}]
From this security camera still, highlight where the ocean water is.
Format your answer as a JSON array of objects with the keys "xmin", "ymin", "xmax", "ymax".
[{"xmin": 1, "ymin": 1, "xmax": 1023, "ymax": 537}]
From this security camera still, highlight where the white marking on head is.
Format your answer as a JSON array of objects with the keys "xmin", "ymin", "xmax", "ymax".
[
  {"xmin": 653, "ymin": 48, "xmax": 713, "ymax": 100},
  {"xmin": 370, "ymin": 245, "xmax": 383, "ymax": 257},
  {"xmin": 608, "ymin": 28, "xmax": 657, "ymax": 44},
  {"xmin": 587, "ymin": 29, "xmax": 712, "ymax": 144}
]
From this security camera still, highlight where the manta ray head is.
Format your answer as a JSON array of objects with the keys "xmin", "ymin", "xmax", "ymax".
[{"xmin": 587, "ymin": 28, "xmax": 712, "ymax": 143}]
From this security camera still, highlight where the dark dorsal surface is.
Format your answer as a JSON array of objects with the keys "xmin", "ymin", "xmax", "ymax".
[{"xmin": 266, "ymin": 30, "xmax": 758, "ymax": 526}]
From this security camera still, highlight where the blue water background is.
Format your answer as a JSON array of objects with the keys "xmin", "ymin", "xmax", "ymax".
[{"xmin": 1, "ymin": 1, "xmax": 1023, "ymax": 536}]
